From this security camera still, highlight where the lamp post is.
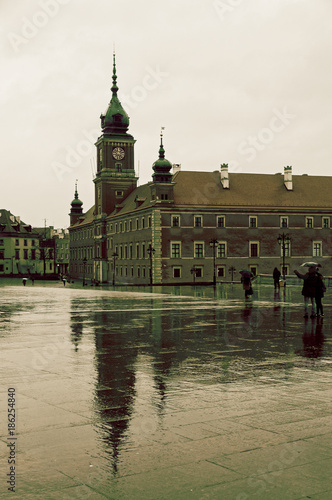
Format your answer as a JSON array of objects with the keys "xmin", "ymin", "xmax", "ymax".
[
  {"xmin": 229, "ymin": 266, "xmax": 236, "ymax": 282},
  {"xmin": 147, "ymin": 244, "xmax": 155, "ymax": 286},
  {"xmin": 190, "ymin": 266, "xmax": 197, "ymax": 284},
  {"xmin": 209, "ymin": 239, "xmax": 218, "ymax": 286},
  {"xmin": 277, "ymin": 233, "xmax": 290, "ymax": 281},
  {"xmin": 82, "ymin": 256, "xmax": 87, "ymax": 286},
  {"xmin": 112, "ymin": 252, "xmax": 118, "ymax": 286}
]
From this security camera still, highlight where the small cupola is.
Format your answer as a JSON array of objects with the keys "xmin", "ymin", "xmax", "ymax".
[
  {"xmin": 69, "ymin": 181, "xmax": 83, "ymax": 225},
  {"xmin": 152, "ymin": 129, "xmax": 173, "ymax": 183}
]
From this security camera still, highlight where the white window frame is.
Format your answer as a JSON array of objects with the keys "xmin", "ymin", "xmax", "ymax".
[
  {"xmin": 313, "ymin": 241, "xmax": 322, "ymax": 257},
  {"xmin": 173, "ymin": 267, "xmax": 181, "ymax": 278},
  {"xmin": 322, "ymin": 217, "xmax": 330, "ymax": 229},
  {"xmin": 217, "ymin": 266, "xmax": 225, "ymax": 277},
  {"xmin": 194, "ymin": 241, "xmax": 205, "ymax": 258},
  {"xmin": 170, "ymin": 241, "xmax": 181, "ymax": 259},
  {"xmin": 216, "ymin": 215, "xmax": 225, "ymax": 228},
  {"xmin": 217, "ymin": 241, "xmax": 227, "ymax": 258},
  {"xmin": 280, "ymin": 216, "xmax": 288, "ymax": 228},
  {"xmin": 306, "ymin": 216, "xmax": 314, "ymax": 228},
  {"xmin": 194, "ymin": 266, "xmax": 203, "ymax": 278},
  {"xmin": 194, "ymin": 215, "xmax": 203, "ymax": 228},
  {"xmin": 249, "ymin": 216, "xmax": 257, "ymax": 228},
  {"xmin": 171, "ymin": 214, "xmax": 181, "ymax": 227},
  {"xmin": 249, "ymin": 241, "xmax": 259, "ymax": 258}
]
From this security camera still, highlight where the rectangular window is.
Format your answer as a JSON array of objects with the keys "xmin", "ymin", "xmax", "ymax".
[
  {"xmin": 284, "ymin": 242, "xmax": 291, "ymax": 257},
  {"xmin": 172, "ymin": 215, "xmax": 180, "ymax": 227},
  {"xmin": 195, "ymin": 267, "xmax": 203, "ymax": 278},
  {"xmin": 148, "ymin": 216, "xmax": 152, "ymax": 228},
  {"xmin": 194, "ymin": 216, "xmax": 202, "ymax": 228},
  {"xmin": 137, "ymin": 267, "xmax": 140, "ymax": 277},
  {"xmin": 249, "ymin": 216, "xmax": 257, "ymax": 228},
  {"xmin": 0, "ymin": 239, "xmax": 4, "ymax": 246},
  {"xmin": 280, "ymin": 217, "xmax": 288, "ymax": 228},
  {"xmin": 313, "ymin": 241, "xmax": 322, "ymax": 257},
  {"xmin": 15, "ymin": 239, "xmax": 19, "ymax": 246},
  {"xmin": 173, "ymin": 267, "xmax": 181, "ymax": 278},
  {"xmin": 0, "ymin": 264, "xmax": 4, "ymax": 272},
  {"xmin": 322, "ymin": 217, "xmax": 330, "ymax": 228},
  {"xmin": 142, "ymin": 243, "xmax": 145, "ymax": 258},
  {"xmin": 250, "ymin": 266, "xmax": 257, "ymax": 276},
  {"xmin": 217, "ymin": 243, "xmax": 226, "ymax": 258},
  {"xmin": 194, "ymin": 242, "xmax": 204, "ymax": 258},
  {"xmin": 217, "ymin": 216, "xmax": 225, "ymax": 228},
  {"xmin": 15, "ymin": 249, "xmax": 19, "ymax": 259},
  {"xmin": 250, "ymin": 242, "xmax": 259, "ymax": 257},
  {"xmin": 0, "ymin": 250, "xmax": 4, "ymax": 259},
  {"xmin": 142, "ymin": 218, "xmax": 145, "ymax": 229},
  {"xmin": 306, "ymin": 217, "xmax": 313, "ymax": 228},
  {"xmin": 171, "ymin": 242, "xmax": 181, "ymax": 258},
  {"xmin": 31, "ymin": 249, "xmax": 35, "ymax": 260},
  {"xmin": 136, "ymin": 219, "xmax": 139, "ymax": 230},
  {"xmin": 24, "ymin": 239, "xmax": 28, "ymax": 246},
  {"xmin": 217, "ymin": 266, "xmax": 225, "ymax": 277},
  {"xmin": 23, "ymin": 249, "xmax": 28, "ymax": 259}
]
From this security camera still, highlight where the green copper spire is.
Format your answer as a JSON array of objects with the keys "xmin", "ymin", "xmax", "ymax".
[
  {"xmin": 158, "ymin": 127, "xmax": 165, "ymax": 160},
  {"xmin": 111, "ymin": 51, "xmax": 118, "ymax": 96},
  {"xmin": 100, "ymin": 52, "xmax": 130, "ymax": 136}
]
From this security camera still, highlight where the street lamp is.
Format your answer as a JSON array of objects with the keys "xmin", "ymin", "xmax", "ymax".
[
  {"xmin": 229, "ymin": 265, "xmax": 236, "ymax": 282},
  {"xmin": 112, "ymin": 252, "xmax": 118, "ymax": 286},
  {"xmin": 82, "ymin": 256, "xmax": 87, "ymax": 286},
  {"xmin": 277, "ymin": 233, "xmax": 290, "ymax": 281},
  {"xmin": 190, "ymin": 266, "xmax": 197, "ymax": 284},
  {"xmin": 147, "ymin": 244, "xmax": 155, "ymax": 286},
  {"xmin": 209, "ymin": 239, "xmax": 218, "ymax": 286}
]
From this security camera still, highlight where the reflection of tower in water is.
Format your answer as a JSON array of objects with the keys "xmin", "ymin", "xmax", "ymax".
[{"xmin": 93, "ymin": 309, "xmax": 138, "ymax": 475}]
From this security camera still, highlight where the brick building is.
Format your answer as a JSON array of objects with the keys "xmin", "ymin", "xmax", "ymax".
[{"xmin": 69, "ymin": 57, "xmax": 332, "ymax": 285}]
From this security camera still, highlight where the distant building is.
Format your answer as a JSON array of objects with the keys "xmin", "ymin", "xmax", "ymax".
[
  {"xmin": 69, "ymin": 57, "xmax": 332, "ymax": 284},
  {"xmin": 0, "ymin": 210, "xmax": 68, "ymax": 278},
  {"xmin": 0, "ymin": 209, "xmax": 41, "ymax": 276}
]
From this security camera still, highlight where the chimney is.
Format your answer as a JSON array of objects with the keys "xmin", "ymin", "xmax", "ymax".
[
  {"xmin": 172, "ymin": 163, "xmax": 181, "ymax": 176},
  {"xmin": 220, "ymin": 163, "xmax": 229, "ymax": 189},
  {"xmin": 284, "ymin": 165, "xmax": 293, "ymax": 191}
]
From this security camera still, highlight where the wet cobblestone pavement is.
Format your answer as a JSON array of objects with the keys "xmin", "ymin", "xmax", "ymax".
[{"xmin": 1, "ymin": 279, "xmax": 332, "ymax": 499}]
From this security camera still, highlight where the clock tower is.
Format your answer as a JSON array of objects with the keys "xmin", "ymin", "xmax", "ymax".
[{"xmin": 94, "ymin": 54, "xmax": 137, "ymax": 216}]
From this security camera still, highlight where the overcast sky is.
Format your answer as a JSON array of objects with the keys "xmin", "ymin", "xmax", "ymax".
[{"xmin": 2, "ymin": 0, "xmax": 332, "ymax": 229}]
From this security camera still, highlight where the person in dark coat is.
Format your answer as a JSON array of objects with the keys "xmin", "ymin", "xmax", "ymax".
[
  {"xmin": 241, "ymin": 272, "xmax": 253, "ymax": 298},
  {"xmin": 294, "ymin": 266, "xmax": 318, "ymax": 318},
  {"xmin": 315, "ymin": 271, "xmax": 326, "ymax": 317},
  {"xmin": 273, "ymin": 267, "xmax": 281, "ymax": 289}
]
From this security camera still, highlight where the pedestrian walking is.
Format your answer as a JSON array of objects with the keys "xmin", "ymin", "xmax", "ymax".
[
  {"xmin": 62, "ymin": 278, "xmax": 66, "ymax": 286},
  {"xmin": 294, "ymin": 266, "xmax": 318, "ymax": 318},
  {"xmin": 315, "ymin": 271, "xmax": 326, "ymax": 317},
  {"xmin": 273, "ymin": 267, "xmax": 281, "ymax": 290},
  {"xmin": 240, "ymin": 270, "xmax": 253, "ymax": 298},
  {"xmin": 22, "ymin": 277, "xmax": 27, "ymax": 286}
]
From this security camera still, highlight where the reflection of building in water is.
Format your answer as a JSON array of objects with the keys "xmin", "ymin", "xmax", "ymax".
[{"xmin": 70, "ymin": 312, "xmax": 84, "ymax": 352}]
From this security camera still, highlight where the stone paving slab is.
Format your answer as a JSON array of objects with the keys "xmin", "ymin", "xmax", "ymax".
[{"xmin": 1, "ymin": 283, "xmax": 332, "ymax": 498}]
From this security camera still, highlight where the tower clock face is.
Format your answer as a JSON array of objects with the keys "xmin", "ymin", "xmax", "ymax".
[{"xmin": 112, "ymin": 147, "xmax": 125, "ymax": 160}]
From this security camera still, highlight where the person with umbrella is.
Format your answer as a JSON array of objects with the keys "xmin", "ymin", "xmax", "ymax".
[
  {"xmin": 294, "ymin": 263, "xmax": 319, "ymax": 318},
  {"xmin": 240, "ymin": 270, "xmax": 253, "ymax": 298}
]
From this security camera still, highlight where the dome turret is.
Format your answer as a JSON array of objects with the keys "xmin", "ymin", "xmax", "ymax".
[{"xmin": 152, "ymin": 129, "xmax": 173, "ymax": 182}]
